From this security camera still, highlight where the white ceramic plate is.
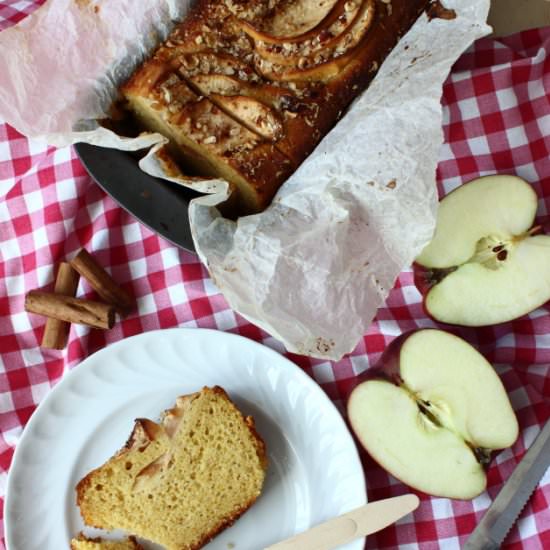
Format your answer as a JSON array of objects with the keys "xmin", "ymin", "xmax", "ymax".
[{"xmin": 5, "ymin": 328, "xmax": 366, "ymax": 550}]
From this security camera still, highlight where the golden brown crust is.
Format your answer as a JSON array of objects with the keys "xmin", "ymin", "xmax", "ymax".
[{"xmin": 75, "ymin": 474, "xmax": 96, "ymax": 527}]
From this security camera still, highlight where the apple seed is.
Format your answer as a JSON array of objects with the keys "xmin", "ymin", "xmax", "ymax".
[{"xmin": 497, "ymin": 250, "xmax": 508, "ymax": 261}]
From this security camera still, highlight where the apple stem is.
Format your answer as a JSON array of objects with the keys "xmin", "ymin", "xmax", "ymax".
[{"xmin": 513, "ymin": 225, "xmax": 544, "ymax": 243}]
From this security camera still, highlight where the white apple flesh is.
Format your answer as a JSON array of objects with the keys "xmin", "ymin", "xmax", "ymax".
[
  {"xmin": 348, "ymin": 329, "xmax": 518, "ymax": 499},
  {"xmin": 415, "ymin": 175, "xmax": 550, "ymax": 326}
]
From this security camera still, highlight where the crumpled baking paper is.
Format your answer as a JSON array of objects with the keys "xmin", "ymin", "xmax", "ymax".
[{"xmin": 0, "ymin": 0, "xmax": 491, "ymax": 359}]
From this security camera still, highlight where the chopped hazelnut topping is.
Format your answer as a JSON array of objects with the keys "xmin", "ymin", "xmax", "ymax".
[
  {"xmin": 182, "ymin": 55, "xmax": 199, "ymax": 70},
  {"xmin": 162, "ymin": 88, "xmax": 172, "ymax": 104},
  {"xmin": 163, "ymin": 74, "xmax": 180, "ymax": 86},
  {"xmin": 167, "ymin": 101, "xmax": 182, "ymax": 113}
]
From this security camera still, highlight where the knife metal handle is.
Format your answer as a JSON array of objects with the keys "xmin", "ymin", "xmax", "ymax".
[
  {"xmin": 463, "ymin": 534, "xmax": 500, "ymax": 550},
  {"xmin": 265, "ymin": 494, "xmax": 419, "ymax": 550}
]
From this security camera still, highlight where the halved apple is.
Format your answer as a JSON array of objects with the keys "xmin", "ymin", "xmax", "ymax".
[
  {"xmin": 415, "ymin": 175, "xmax": 550, "ymax": 326},
  {"xmin": 348, "ymin": 329, "xmax": 518, "ymax": 499}
]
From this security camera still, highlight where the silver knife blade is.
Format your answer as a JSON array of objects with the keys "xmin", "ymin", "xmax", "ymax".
[{"xmin": 464, "ymin": 418, "xmax": 550, "ymax": 550}]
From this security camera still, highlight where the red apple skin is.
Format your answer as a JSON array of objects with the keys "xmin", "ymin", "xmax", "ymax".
[
  {"xmin": 353, "ymin": 330, "xmax": 422, "ymax": 389},
  {"xmin": 412, "ymin": 262, "xmax": 444, "ymax": 324}
]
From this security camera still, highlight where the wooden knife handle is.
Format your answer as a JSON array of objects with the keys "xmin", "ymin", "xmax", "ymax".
[{"xmin": 265, "ymin": 494, "xmax": 420, "ymax": 550}]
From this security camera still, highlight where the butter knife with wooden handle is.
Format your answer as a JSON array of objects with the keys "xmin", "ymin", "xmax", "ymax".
[{"xmin": 265, "ymin": 494, "xmax": 419, "ymax": 550}]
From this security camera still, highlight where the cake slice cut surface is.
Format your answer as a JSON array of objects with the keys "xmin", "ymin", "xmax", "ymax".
[{"xmin": 76, "ymin": 387, "xmax": 267, "ymax": 550}]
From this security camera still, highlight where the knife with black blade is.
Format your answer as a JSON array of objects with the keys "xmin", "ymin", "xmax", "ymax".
[{"xmin": 464, "ymin": 418, "xmax": 550, "ymax": 549}]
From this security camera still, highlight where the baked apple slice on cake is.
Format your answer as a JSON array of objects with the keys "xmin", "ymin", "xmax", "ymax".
[
  {"xmin": 240, "ymin": 0, "xmax": 367, "ymax": 62},
  {"xmin": 254, "ymin": 0, "xmax": 376, "ymax": 82},
  {"xmin": 185, "ymin": 73, "xmax": 329, "ymax": 165},
  {"xmin": 248, "ymin": 0, "xmax": 342, "ymax": 39}
]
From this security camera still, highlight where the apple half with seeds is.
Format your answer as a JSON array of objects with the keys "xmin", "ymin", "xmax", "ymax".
[
  {"xmin": 414, "ymin": 175, "xmax": 550, "ymax": 326},
  {"xmin": 348, "ymin": 329, "xmax": 518, "ymax": 499}
]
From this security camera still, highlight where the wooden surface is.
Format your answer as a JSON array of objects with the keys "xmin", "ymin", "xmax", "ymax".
[{"xmin": 489, "ymin": 0, "xmax": 550, "ymax": 36}]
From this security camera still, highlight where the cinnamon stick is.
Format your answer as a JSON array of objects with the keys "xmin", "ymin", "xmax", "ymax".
[
  {"xmin": 25, "ymin": 291, "xmax": 115, "ymax": 330},
  {"xmin": 41, "ymin": 262, "xmax": 80, "ymax": 349},
  {"xmin": 70, "ymin": 249, "xmax": 134, "ymax": 315}
]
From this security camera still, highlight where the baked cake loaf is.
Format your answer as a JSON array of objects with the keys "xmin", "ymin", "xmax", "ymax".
[
  {"xmin": 121, "ymin": 0, "xmax": 431, "ymax": 214},
  {"xmin": 76, "ymin": 387, "xmax": 267, "ymax": 550},
  {"xmin": 70, "ymin": 535, "xmax": 143, "ymax": 549}
]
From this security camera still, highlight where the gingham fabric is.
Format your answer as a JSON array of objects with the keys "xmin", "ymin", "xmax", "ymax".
[{"xmin": 1, "ymin": 1, "xmax": 550, "ymax": 547}]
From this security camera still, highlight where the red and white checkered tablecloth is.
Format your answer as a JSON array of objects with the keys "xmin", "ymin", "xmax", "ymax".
[{"xmin": 1, "ymin": 1, "xmax": 550, "ymax": 548}]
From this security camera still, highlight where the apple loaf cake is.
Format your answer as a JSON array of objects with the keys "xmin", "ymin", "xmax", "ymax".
[
  {"xmin": 121, "ymin": 0, "xmax": 431, "ymax": 214},
  {"xmin": 76, "ymin": 387, "xmax": 267, "ymax": 550}
]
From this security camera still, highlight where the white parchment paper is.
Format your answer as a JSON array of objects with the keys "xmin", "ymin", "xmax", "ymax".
[{"xmin": 0, "ymin": 0, "xmax": 491, "ymax": 359}]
